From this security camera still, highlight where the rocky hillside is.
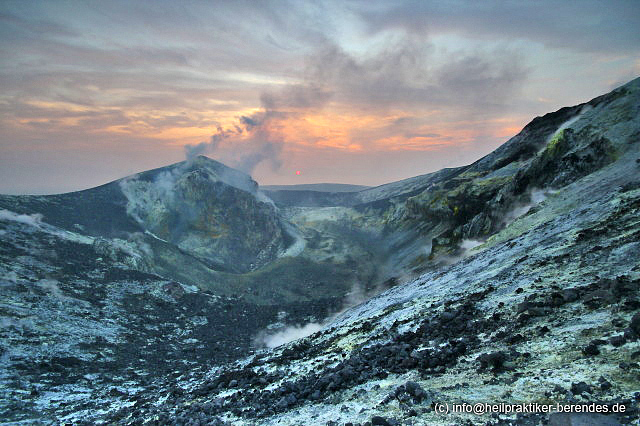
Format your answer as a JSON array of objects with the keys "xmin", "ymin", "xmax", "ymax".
[
  {"xmin": 91, "ymin": 77, "xmax": 638, "ymax": 426},
  {"xmin": 0, "ymin": 77, "xmax": 639, "ymax": 424}
]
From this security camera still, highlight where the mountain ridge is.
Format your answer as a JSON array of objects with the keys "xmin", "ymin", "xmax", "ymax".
[{"xmin": 261, "ymin": 184, "xmax": 372, "ymax": 193}]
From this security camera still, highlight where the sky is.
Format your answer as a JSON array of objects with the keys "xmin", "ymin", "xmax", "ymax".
[{"xmin": 0, "ymin": 0, "xmax": 638, "ymax": 194}]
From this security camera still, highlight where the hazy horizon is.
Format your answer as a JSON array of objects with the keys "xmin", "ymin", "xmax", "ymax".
[{"xmin": 1, "ymin": 0, "xmax": 638, "ymax": 195}]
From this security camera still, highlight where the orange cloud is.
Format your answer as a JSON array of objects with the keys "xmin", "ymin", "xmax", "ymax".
[
  {"xmin": 178, "ymin": 107, "xmax": 527, "ymax": 156},
  {"xmin": 9, "ymin": 93, "xmax": 527, "ymax": 161}
]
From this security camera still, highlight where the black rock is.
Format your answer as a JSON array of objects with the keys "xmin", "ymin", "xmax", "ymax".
[
  {"xmin": 570, "ymin": 381, "xmax": 592, "ymax": 396},
  {"xmin": 370, "ymin": 416, "xmax": 392, "ymax": 426},
  {"xmin": 528, "ymin": 307, "xmax": 546, "ymax": 316},
  {"xmin": 109, "ymin": 387, "xmax": 127, "ymax": 397},
  {"xmin": 404, "ymin": 381, "xmax": 425, "ymax": 400},
  {"xmin": 553, "ymin": 384, "xmax": 565, "ymax": 394},
  {"xmin": 609, "ymin": 335, "xmax": 626, "ymax": 347},
  {"xmin": 477, "ymin": 351, "xmax": 508, "ymax": 371},
  {"xmin": 286, "ymin": 393, "xmax": 297, "ymax": 406},
  {"xmin": 275, "ymin": 397, "xmax": 288, "ymax": 410},
  {"xmin": 516, "ymin": 301, "xmax": 531, "ymax": 313},
  {"xmin": 441, "ymin": 311, "xmax": 456, "ymax": 321},
  {"xmin": 582, "ymin": 343, "xmax": 600, "ymax": 356},
  {"xmin": 562, "ymin": 289, "xmax": 579, "ymax": 303},
  {"xmin": 506, "ymin": 333, "xmax": 525, "ymax": 344},
  {"xmin": 548, "ymin": 412, "xmax": 621, "ymax": 426},
  {"xmin": 623, "ymin": 299, "xmax": 640, "ymax": 310},
  {"xmin": 630, "ymin": 313, "xmax": 640, "ymax": 334}
]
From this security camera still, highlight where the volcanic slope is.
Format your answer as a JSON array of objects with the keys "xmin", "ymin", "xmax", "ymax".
[
  {"xmin": 107, "ymin": 77, "xmax": 640, "ymax": 425},
  {"xmin": 0, "ymin": 77, "xmax": 638, "ymax": 424}
]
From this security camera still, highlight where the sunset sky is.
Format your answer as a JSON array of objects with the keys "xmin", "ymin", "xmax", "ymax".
[{"xmin": 1, "ymin": 0, "xmax": 638, "ymax": 194}]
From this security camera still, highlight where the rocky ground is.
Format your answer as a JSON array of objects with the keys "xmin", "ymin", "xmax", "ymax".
[
  {"xmin": 0, "ymin": 217, "xmax": 339, "ymax": 423},
  {"xmin": 0, "ymin": 78, "xmax": 638, "ymax": 424},
  {"xmin": 104, "ymin": 146, "xmax": 640, "ymax": 425}
]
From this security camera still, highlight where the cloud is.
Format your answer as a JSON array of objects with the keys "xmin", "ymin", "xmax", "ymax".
[
  {"xmin": 355, "ymin": 0, "xmax": 640, "ymax": 55},
  {"xmin": 287, "ymin": 37, "xmax": 528, "ymax": 118},
  {"xmin": 0, "ymin": 10, "xmax": 78, "ymax": 38},
  {"xmin": 0, "ymin": 1, "xmax": 637, "ymax": 193},
  {"xmin": 185, "ymin": 35, "xmax": 528, "ymax": 171}
]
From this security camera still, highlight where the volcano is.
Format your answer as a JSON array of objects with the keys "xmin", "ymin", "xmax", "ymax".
[{"xmin": 1, "ymin": 77, "xmax": 639, "ymax": 424}]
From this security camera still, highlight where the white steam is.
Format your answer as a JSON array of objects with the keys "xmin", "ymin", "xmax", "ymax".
[
  {"xmin": 258, "ymin": 277, "xmax": 392, "ymax": 349},
  {"xmin": 435, "ymin": 238, "xmax": 485, "ymax": 266},
  {"xmin": 0, "ymin": 209, "xmax": 93, "ymax": 244},
  {"xmin": 119, "ymin": 169, "xmax": 182, "ymax": 226},
  {"xmin": 256, "ymin": 190, "xmax": 277, "ymax": 206},
  {"xmin": 183, "ymin": 74, "xmax": 333, "ymax": 174},
  {"xmin": 37, "ymin": 279, "xmax": 71, "ymax": 301},
  {"xmin": 279, "ymin": 222, "xmax": 306, "ymax": 258},
  {"xmin": 459, "ymin": 239, "xmax": 483, "ymax": 252},
  {"xmin": 127, "ymin": 232, "xmax": 154, "ymax": 258},
  {"xmin": 503, "ymin": 188, "xmax": 555, "ymax": 226},
  {"xmin": 261, "ymin": 322, "xmax": 324, "ymax": 348},
  {"xmin": 153, "ymin": 170, "xmax": 181, "ymax": 203},
  {"xmin": 1, "ymin": 270, "xmax": 18, "ymax": 284},
  {"xmin": 0, "ymin": 209, "xmax": 43, "ymax": 227},
  {"xmin": 456, "ymin": 238, "xmax": 485, "ymax": 261},
  {"xmin": 344, "ymin": 279, "xmax": 370, "ymax": 308},
  {"xmin": 184, "ymin": 113, "xmax": 285, "ymax": 175}
]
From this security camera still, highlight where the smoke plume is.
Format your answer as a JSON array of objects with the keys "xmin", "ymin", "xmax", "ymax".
[
  {"xmin": 184, "ymin": 37, "xmax": 527, "ymax": 173},
  {"xmin": 185, "ymin": 82, "xmax": 331, "ymax": 174}
]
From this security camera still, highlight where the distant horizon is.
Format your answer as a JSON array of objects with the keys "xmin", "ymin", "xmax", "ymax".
[
  {"xmin": 1, "ymin": 1, "xmax": 638, "ymax": 195},
  {"xmin": 0, "ymin": 72, "xmax": 638, "ymax": 197}
]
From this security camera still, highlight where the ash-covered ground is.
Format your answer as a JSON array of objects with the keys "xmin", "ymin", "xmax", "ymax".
[{"xmin": 1, "ymin": 78, "xmax": 639, "ymax": 425}]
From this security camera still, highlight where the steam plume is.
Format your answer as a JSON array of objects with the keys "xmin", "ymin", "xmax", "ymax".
[
  {"xmin": 261, "ymin": 322, "xmax": 324, "ymax": 348},
  {"xmin": 185, "ymin": 82, "xmax": 330, "ymax": 173}
]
